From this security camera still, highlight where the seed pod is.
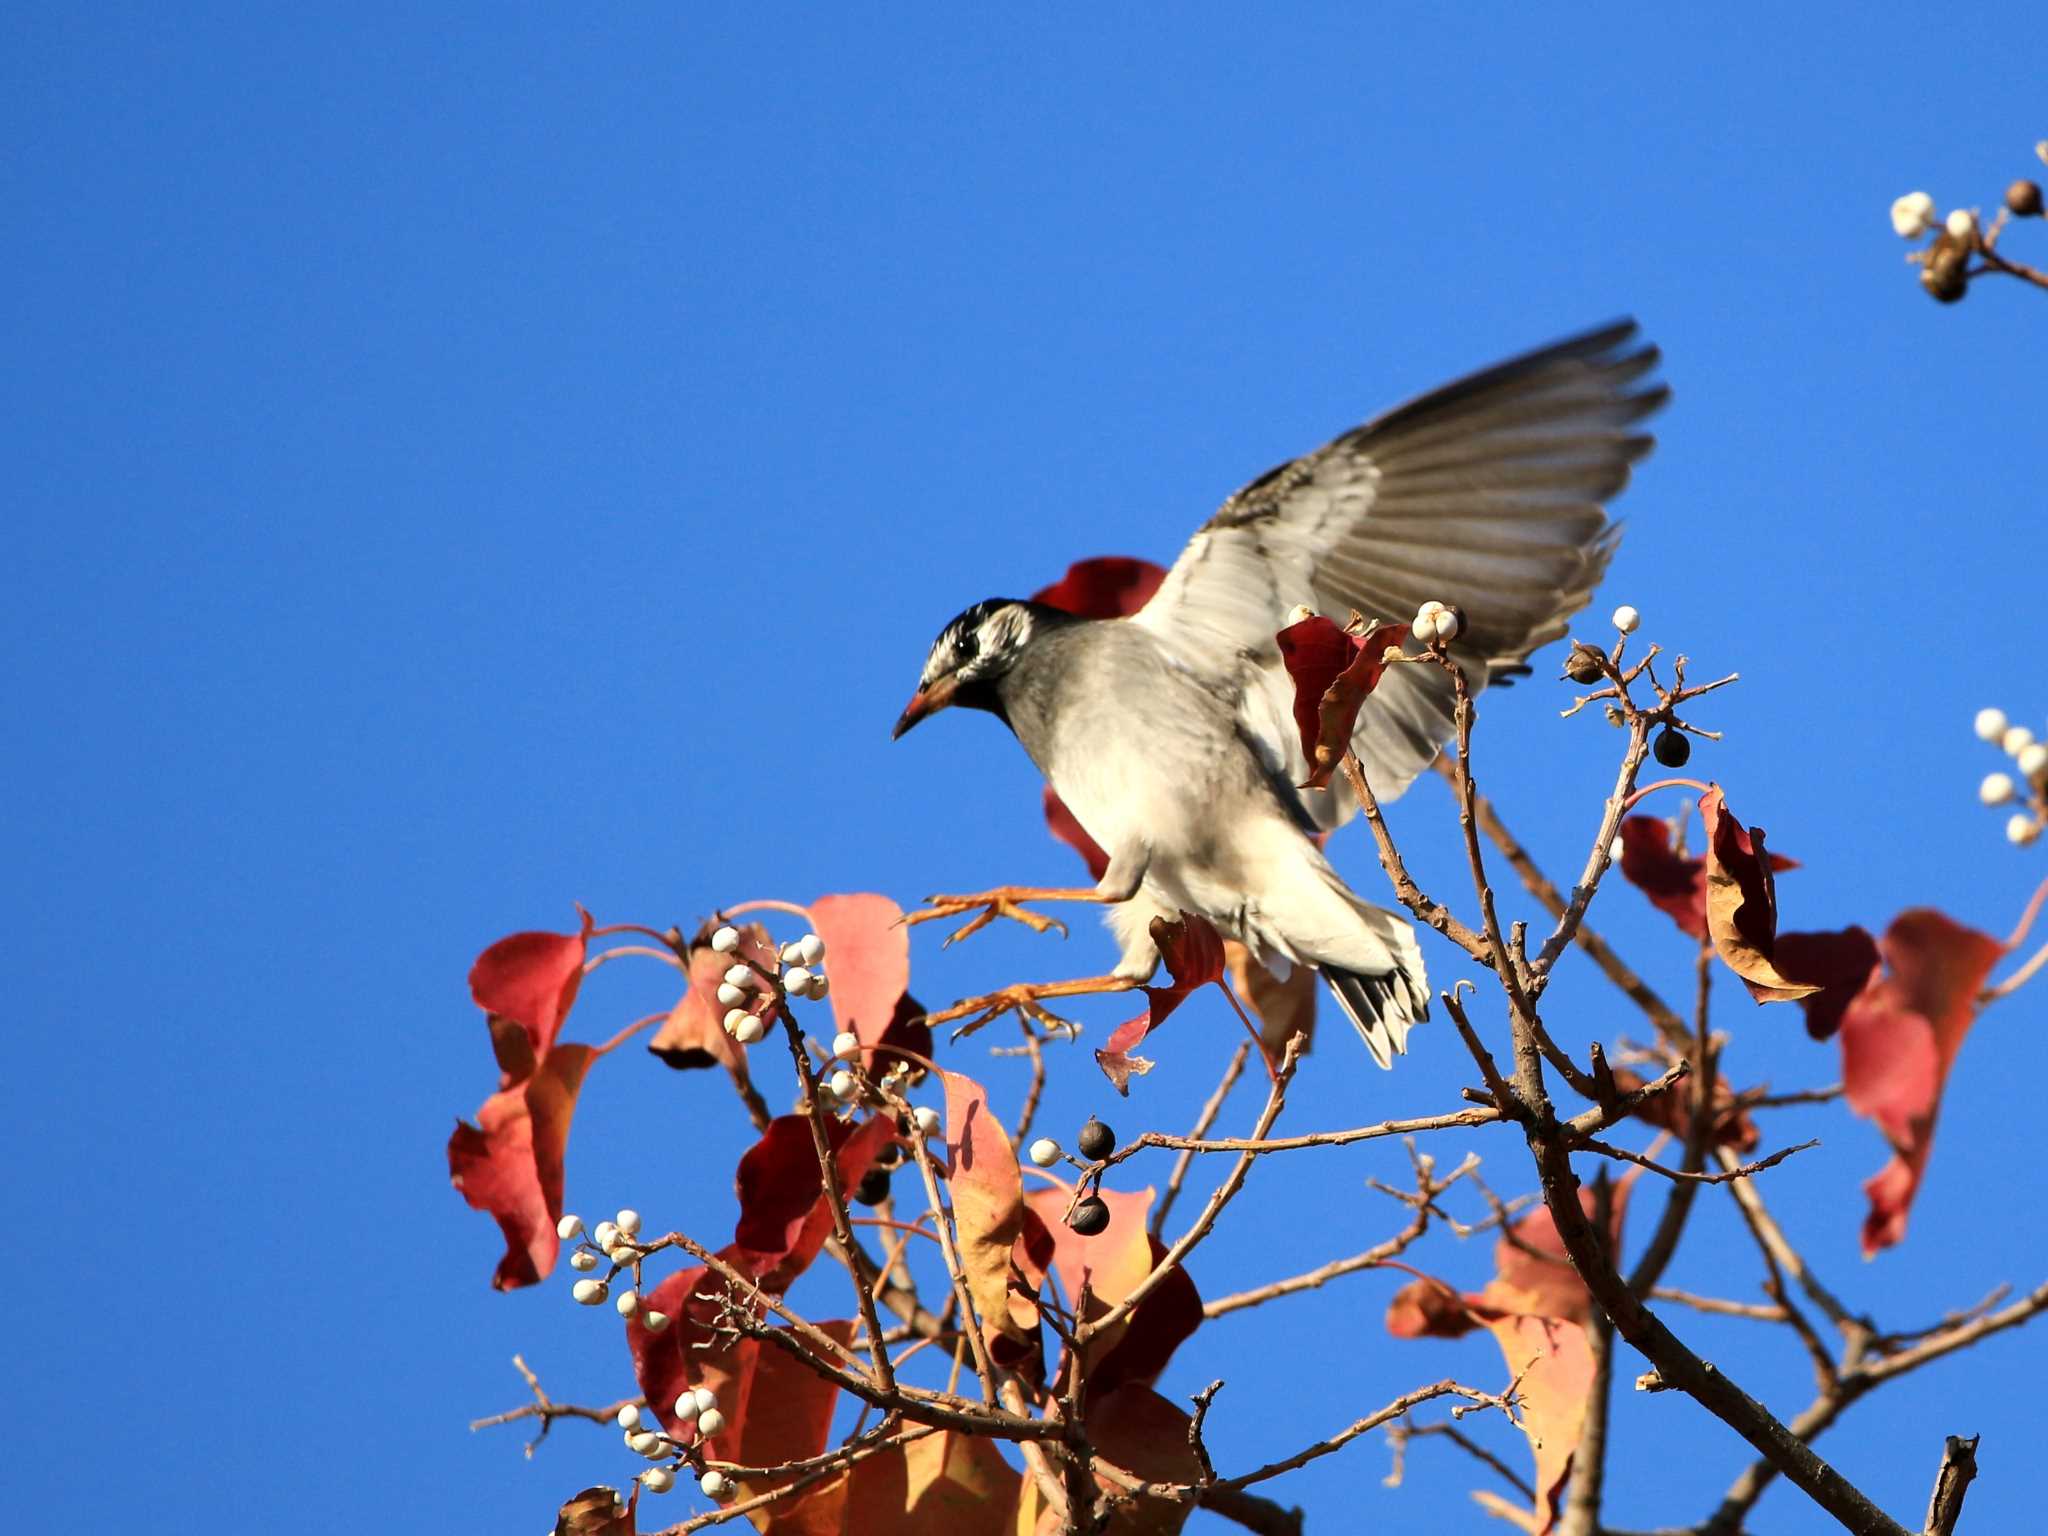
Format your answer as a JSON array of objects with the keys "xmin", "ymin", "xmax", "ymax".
[{"xmin": 2006, "ymin": 179, "xmax": 2043, "ymax": 217}]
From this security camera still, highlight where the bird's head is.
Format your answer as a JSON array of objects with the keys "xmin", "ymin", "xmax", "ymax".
[{"xmin": 892, "ymin": 599, "xmax": 1038, "ymax": 739}]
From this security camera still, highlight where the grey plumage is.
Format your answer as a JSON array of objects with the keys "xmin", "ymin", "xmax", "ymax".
[{"xmin": 896, "ymin": 322, "xmax": 1666, "ymax": 1065}]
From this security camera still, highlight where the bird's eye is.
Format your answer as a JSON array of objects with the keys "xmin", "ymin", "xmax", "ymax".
[{"xmin": 953, "ymin": 629, "xmax": 980, "ymax": 661}]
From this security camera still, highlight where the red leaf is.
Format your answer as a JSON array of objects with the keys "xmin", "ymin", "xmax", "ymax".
[
  {"xmin": 448, "ymin": 1042, "xmax": 596, "ymax": 1290},
  {"xmin": 468, "ymin": 909, "xmax": 593, "ymax": 1065},
  {"xmin": 1094, "ymin": 912, "xmax": 1228, "ymax": 1093},
  {"xmin": 1032, "ymin": 556, "xmax": 1167, "ymax": 619},
  {"xmin": 1043, "ymin": 786, "xmax": 1111, "ymax": 881},
  {"xmin": 1774, "ymin": 927, "xmax": 1882, "ymax": 1041},
  {"xmin": 941, "ymin": 1070, "xmax": 1029, "ymax": 1353},
  {"xmin": 1699, "ymin": 787, "xmax": 1817, "ymax": 1004},
  {"xmin": 628, "ymin": 1251, "xmax": 764, "ymax": 1451},
  {"xmin": 1617, "ymin": 817, "xmax": 1709, "ymax": 939},
  {"xmin": 1840, "ymin": 909, "xmax": 2003, "ymax": 1255},
  {"xmin": 809, "ymin": 894, "xmax": 912, "ymax": 1057},
  {"xmin": 733, "ymin": 1113, "xmax": 896, "ymax": 1293},
  {"xmin": 1276, "ymin": 615, "xmax": 1412, "ymax": 790}
]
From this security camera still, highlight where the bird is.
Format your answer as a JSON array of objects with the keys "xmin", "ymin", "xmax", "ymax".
[{"xmin": 892, "ymin": 321, "xmax": 1666, "ymax": 1066}]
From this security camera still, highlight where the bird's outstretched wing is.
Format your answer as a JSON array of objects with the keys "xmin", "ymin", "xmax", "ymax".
[{"xmin": 1130, "ymin": 320, "xmax": 1665, "ymax": 823}]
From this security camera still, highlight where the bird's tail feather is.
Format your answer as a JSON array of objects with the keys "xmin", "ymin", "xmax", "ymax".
[{"xmin": 1320, "ymin": 958, "xmax": 1430, "ymax": 1071}]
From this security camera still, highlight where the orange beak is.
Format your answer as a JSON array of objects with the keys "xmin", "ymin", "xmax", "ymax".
[{"xmin": 891, "ymin": 676, "xmax": 957, "ymax": 739}]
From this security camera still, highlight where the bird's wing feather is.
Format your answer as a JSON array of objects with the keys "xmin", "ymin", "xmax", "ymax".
[{"xmin": 1130, "ymin": 320, "xmax": 1664, "ymax": 821}]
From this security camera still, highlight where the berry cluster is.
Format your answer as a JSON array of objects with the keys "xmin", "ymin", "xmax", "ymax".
[
  {"xmin": 612, "ymin": 1388, "xmax": 732, "ymax": 1500},
  {"xmin": 1974, "ymin": 707, "xmax": 2047, "ymax": 846},
  {"xmin": 712, "ymin": 924, "xmax": 829, "ymax": 1045},
  {"xmin": 1889, "ymin": 150, "xmax": 2046, "ymax": 305}
]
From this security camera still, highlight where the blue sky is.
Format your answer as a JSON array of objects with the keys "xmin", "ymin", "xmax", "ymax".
[{"xmin": 6, "ymin": 5, "xmax": 2045, "ymax": 1532}]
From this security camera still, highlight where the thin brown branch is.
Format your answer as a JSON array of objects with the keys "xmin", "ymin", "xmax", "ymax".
[
  {"xmin": 1153, "ymin": 1040, "xmax": 1251, "ymax": 1237},
  {"xmin": 1921, "ymin": 1435, "xmax": 1980, "ymax": 1536},
  {"xmin": 1343, "ymin": 751, "xmax": 1493, "ymax": 961}
]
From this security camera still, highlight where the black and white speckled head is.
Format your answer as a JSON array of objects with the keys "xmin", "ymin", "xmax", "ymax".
[{"xmin": 892, "ymin": 599, "xmax": 1041, "ymax": 738}]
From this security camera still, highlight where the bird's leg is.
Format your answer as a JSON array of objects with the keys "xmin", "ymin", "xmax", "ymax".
[
  {"xmin": 905, "ymin": 886, "xmax": 1110, "ymax": 945},
  {"xmin": 908, "ymin": 844, "xmax": 1153, "ymax": 947},
  {"xmin": 922, "ymin": 974, "xmax": 1142, "ymax": 1040}
]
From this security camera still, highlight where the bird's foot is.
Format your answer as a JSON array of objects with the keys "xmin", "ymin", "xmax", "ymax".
[
  {"xmin": 922, "ymin": 974, "xmax": 1140, "ymax": 1041},
  {"xmin": 905, "ymin": 886, "xmax": 1108, "ymax": 947}
]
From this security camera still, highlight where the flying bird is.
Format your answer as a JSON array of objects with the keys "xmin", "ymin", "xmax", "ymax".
[{"xmin": 893, "ymin": 322, "xmax": 1666, "ymax": 1065}]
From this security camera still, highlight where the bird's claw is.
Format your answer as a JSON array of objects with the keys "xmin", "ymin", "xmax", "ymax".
[
  {"xmin": 905, "ymin": 891, "xmax": 1070, "ymax": 947},
  {"xmin": 922, "ymin": 984, "xmax": 1085, "ymax": 1042}
]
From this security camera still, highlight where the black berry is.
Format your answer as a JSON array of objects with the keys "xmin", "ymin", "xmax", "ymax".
[
  {"xmin": 1653, "ymin": 727, "xmax": 1692, "ymax": 767},
  {"xmin": 2006, "ymin": 178, "xmax": 2043, "ymax": 218},
  {"xmin": 1067, "ymin": 1196, "xmax": 1111, "ymax": 1236},
  {"xmin": 1076, "ymin": 1117, "xmax": 1115, "ymax": 1160},
  {"xmin": 853, "ymin": 1166, "xmax": 892, "ymax": 1207}
]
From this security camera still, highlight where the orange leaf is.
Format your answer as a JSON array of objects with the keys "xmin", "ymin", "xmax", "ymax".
[
  {"xmin": 1226, "ymin": 939, "xmax": 1317, "ymax": 1060},
  {"xmin": 1484, "ymin": 1314, "xmax": 1595, "ymax": 1535},
  {"xmin": 1840, "ymin": 909, "xmax": 2004, "ymax": 1254},
  {"xmin": 942, "ymin": 1070, "xmax": 1028, "ymax": 1353},
  {"xmin": 1478, "ymin": 1178, "xmax": 1632, "ymax": 1325},
  {"xmin": 1024, "ymin": 1186, "xmax": 1201, "ymax": 1392},
  {"xmin": 768, "ymin": 1427, "xmax": 1022, "ymax": 1535},
  {"xmin": 1384, "ymin": 1275, "xmax": 1480, "ymax": 1339}
]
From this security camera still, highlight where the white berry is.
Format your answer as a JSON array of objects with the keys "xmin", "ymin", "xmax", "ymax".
[
  {"xmin": 828, "ymin": 1069, "xmax": 856, "ymax": 1100},
  {"xmin": 615, "ymin": 1288, "xmax": 640, "ymax": 1317},
  {"xmin": 643, "ymin": 1310, "xmax": 670, "ymax": 1332},
  {"xmin": 1982, "ymin": 772, "xmax": 2016, "ymax": 806},
  {"xmin": 569, "ymin": 1249, "xmax": 598, "ymax": 1272},
  {"xmin": 806, "ymin": 973, "xmax": 830, "ymax": 999},
  {"xmin": 1285, "ymin": 602, "xmax": 1317, "ymax": 625},
  {"xmin": 779, "ymin": 940, "xmax": 804, "ymax": 965},
  {"xmin": 672, "ymin": 1392, "xmax": 701, "ymax": 1422},
  {"xmin": 1608, "ymin": 835, "xmax": 1624, "ymax": 862},
  {"xmin": 593, "ymin": 1220, "xmax": 619, "ymax": 1250},
  {"xmin": 627, "ymin": 1429, "xmax": 662, "ymax": 1455},
  {"xmin": 723, "ymin": 963, "xmax": 755, "ymax": 988},
  {"xmin": 2020, "ymin": 743, "xmax": 2048, "ymax": 780},
  {"xmin": 699, "ymin": 1470, "xmax": 731, "ymax": 1500},
  {"xmin": 733, "ymin": 1015, "xmax": 765, "ymax": 1045},
  {"xmin": 723, "ymin": 1006, "xmax": 751, "ymax": 1033},
  {"xmin": 1431, "ymin": 607, "xmax": 1460, "ymax": 643},
  {"xmin": 2004, "ymin": 725, "xmax": 2037, "ymax": 756},
  {"xmin": 642, "ymin": 1467, "xmax": 674, "ymax": 1494},
  {"xmin": 617, "ymin": 1404, "xmax": 642, "ymax": 1430},
  {"xmin": 615, "ymin": 1208, "xmax": 642, "ymax": 1237},
  {"xmin": 572, "ymin": 1278, "xmax": 609, "ymax": 1306},
  {"xmin": 697, "ymin": 1407, "xmax": 727, "ymax": 1437},
  {"xmin": 797, "ymin": 933, "xmax": 825, "ymax": 966},
  {"xmin": 1891, "ymin": 191, "xmax": 1937, "ymax": 238},
  {"xmin": 710, "ymin": 925, "xmax": 740, "ymax": 954},
  {"xmin": 2008, "ymin": 814, "xmax": 2041, "ymax": 846},
  {"xmin": 1975, "ymin": 707, "xmax": 2010, "ymax": 742},
  {"xmin": 1028, "ymin": 1138, "xmax": 1061, "ymax": 1168},
  {"xmin": 692, "ymin": 1386, "xmax": 718, "ymax": 1414},
  {"xmin": 783, "ymin": 964, "xmax": 814, "ymax": 993},
  {"xmin": 914, "ymin": 1105, "xmax": 942, "ymax": 1137},
  {"xmin": 1410, "ymin": 599, "xmax": 1446, "ymax": 643},
  {"xmin": 556, "ymin": 1213, "xmax": 584, "ymax": 1241},
  {"xmin": 831, "ymin": 1031, "xmax": 860, "ymax": 1059},
  {"xmin": 1612, "ymin": 604, "xmax": 1641, "ymax": 634},
  {"xmin": 1945, "ymin": 208, "xmax": 1977, "ymax": 240},
  {"xmin": 716, "ymin": 982, "xmax": 746, "ymax": 1009}
]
